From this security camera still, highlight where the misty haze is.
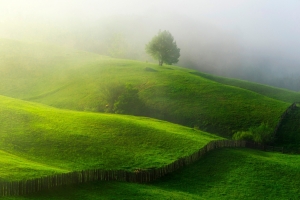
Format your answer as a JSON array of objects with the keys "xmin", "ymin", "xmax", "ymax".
[{"xmin": 1, "ymin": 0, "xmax": 300, "ymax": 91}]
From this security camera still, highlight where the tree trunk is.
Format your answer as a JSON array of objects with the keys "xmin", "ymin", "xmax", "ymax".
[{"xmin": 159, "ymin": 60, "xmax": 163, "ymax": 66}]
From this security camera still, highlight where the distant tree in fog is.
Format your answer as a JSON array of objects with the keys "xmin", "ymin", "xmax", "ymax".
[{"xmin": 145, "ymin": 30, "xmax": 180, "ymax": 66}]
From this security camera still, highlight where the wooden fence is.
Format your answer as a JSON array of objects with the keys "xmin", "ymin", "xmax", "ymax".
[{"xmin": 0, "ymin": 140, "xmax": 284, "ymax": 197}]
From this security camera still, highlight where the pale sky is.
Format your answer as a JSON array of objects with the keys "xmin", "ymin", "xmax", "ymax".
[{"xmin": 1, "ymin": 0, "xmax": 299, "ymax": 48}]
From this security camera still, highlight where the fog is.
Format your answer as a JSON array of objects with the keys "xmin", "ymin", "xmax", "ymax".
[{"xmin": 1, "ymin": 0, "xmax": 300, "ymax": 91}]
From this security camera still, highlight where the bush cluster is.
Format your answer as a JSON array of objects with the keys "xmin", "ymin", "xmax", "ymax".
[
  {"xmin": 232, "ymin": 122, "xmax": 273, "ymax": 144},
  {"xmin": 102, "ymin": 83, "xmax": 144, "ymax": 116}
]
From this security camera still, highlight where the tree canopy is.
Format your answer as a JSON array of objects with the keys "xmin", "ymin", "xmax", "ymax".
[{"xmin": 145, "ymin": 30, "xmax": 180, "ymax": 66}]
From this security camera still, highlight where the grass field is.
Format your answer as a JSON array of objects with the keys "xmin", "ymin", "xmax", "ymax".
[
  {"xmin": 0, "ymin": 39, "xmax": 292, "ymax": 137},
  {"xmin": 1, "ymin": 38, "xmax": 300, "ymax": 199},
  {"xmin": 0, "ymin": 150, "xmax": 68, "ymax": 182},
  {"xmin": 276, "ymin": 104, "xmax": 300, "ymax": 149},
  {"xmin": 0, "ymin": 94, "xmax": 221, "ymax": 181},
  {"xmin": 4, "ymin": 148, "xmax": 300, "ymax": 200},
  {"xmin": 192, "ymin": 72, "xmax": 300, "ymax": 103}
]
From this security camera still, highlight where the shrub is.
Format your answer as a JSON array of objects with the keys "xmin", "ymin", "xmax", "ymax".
[
  {"xmin": 101, "ymin": 83, "xmax": 125, "ymax": 113},
  {"xmin": 233, "ymin": 122, "xmax": 273, "ymax": 144},
  {"xmin": 251, "ymin": 122, "xmax": 273, "ymax": 144},
  {"xmin": 101, "ymin": 83, "xmax": 144, "ymax": 115},
  {"xmin": 113, "ymin": 84, "xmax": 143, "ymax": 115},
  {"xmin": 232, "ymin": 131, "xmax": 254, "ymax": 141}
]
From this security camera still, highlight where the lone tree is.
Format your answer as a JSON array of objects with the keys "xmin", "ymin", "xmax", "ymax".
[{"xmin": 146, "ymin": 30, "xmax": 180, "ymax": 66}]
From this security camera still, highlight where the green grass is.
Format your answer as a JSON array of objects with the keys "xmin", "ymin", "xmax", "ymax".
[
  {"xmin": 4, "ymin": 148, "xmax": 300, "ymax": 200},
  {"xmin": 276, "ymin": 104, "xmax": 300, "ymax": 149},
  {"xmin": 1, "ymin": 38, "xmax": 300, "ymax": 199},
  {"xmin": 0, "ymin": 150, "xmax": 68, "ymax": 182},
  {"xmin": 0, "ymin": 38, "xmax": 291, "ymax": 137},
  {"xmin": 194, "ymin": 72, "xmax": 300, "ymax": 103},
  {"xmin": 0, "ymin": 95, "xmax": 221, "ymax": 181}
]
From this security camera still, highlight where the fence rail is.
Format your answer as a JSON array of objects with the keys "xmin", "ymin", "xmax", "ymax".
[{"xmin": 0, "ymin": 139, "xmax": 284, "ymax": 197}]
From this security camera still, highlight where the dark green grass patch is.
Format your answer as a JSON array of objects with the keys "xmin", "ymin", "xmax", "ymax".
[
  {"xmin": 153, "ymin": 148, "xmax": 300, "ymax": 199},
  {"xmin": 275, "ymin": 104, "xmax": 300, "ymax": 149},
  {"xmin": 5, "ymin": 148, "xmax": 300, "ymax": 200}
]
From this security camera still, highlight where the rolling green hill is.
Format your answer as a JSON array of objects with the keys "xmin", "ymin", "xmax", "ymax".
[
  {"xmin": 191, "ymin": 72, "xmax": 300, "ymax": 103},
  {"xmin": 4, "ymin": 148, "xmax": 300, "ymax": 200},
  {"xmin": 2, "ymin": 38, "xmax": 300, "ymax": 199},
  {"xmin": 275, "ymin": 103, "xmax": 300, "ymax": 149},
  {"xmin": 0, "ymin": 39, "xmax": 292, "ymax": 137},
  {"xmin": 0, "ymin": 150, "xmax": 68, "ymax": 182},
  {"xmin": 0, "ymin": 94, "xmax": 220, "ymax": 181}
]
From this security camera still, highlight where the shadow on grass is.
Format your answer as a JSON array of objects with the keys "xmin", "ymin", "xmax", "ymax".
[
  {"xmin": 5, "ymin": 148, "xmax": 300, "ymax": 200},
  {"xmin": 148, "ymin": 148, "xmax": 300, "ymax": 199},
  {"xmin": 150, "ymin": 148, "xmax": 248, "ymax": 193}
]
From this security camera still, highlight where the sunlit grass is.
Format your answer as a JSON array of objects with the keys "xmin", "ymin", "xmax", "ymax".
[
  {"xmin": 0, "ymin": 150, "xmax": 68, "ymax": 182},
  {"xmin": 4, "ymin": 148, "xmax": 300, "ymax": 200},
  {"xmin": 0, "ymin": 39, "xmax": 299, "ymax": 199},
  {"xmin": 0, "ymin": 95, "xmax": 221, "ymax": 181},
  {"xmin": 0, "ymin": 39, "xmax": 290, "ymax": 137}
]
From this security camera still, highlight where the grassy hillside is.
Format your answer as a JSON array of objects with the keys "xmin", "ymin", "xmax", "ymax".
[
  {"xmin": 275, "ymin": 103, "xmax": 300, "ymax": 149},
  {"xmin": 0, "ymin": 95, "xmax": 220, "ymax": 181},
  {"xmin": 2, "ymin": 39, "xmax": 300, "ymax": 199},
  {"xmin": 4, "ymin": 148, "xmax": 300, "ymax": 200},
  {"xmin": 0, "ymin": 39, "xmax": 291, "ymax": 137},
  {"xmin": 0, "ymin": 38, "xmax": 106, "ymax": 99},
  {"xmin": 193, "ymin": 72, "xmax": 300, "ymax": 103},
  {"xmin": 0, "ymin": 150, "xmax": 68, "ymax": 182}
]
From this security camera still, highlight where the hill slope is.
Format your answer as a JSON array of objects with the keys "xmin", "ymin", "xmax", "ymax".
[
  {"xmin": 0, "ymin": 39, "xmax": 291, "ymax": 136},
  {"xmin": 191, "ymin": 72, "xmax": 300, "ymax": 103},
  {"xmin": 0, "ymin": 95, "xmax": 220, "ymax": 181},
  {"xmin": 0, "ymin": 150, "xmax": 68, "ymax": 182},
  {"xmin": 275, "ymin": 103, "xmax": 300, "ymax": 149},
  {"xmin": 4, "ymin": 148, "xmax": 300, "ymax": 200}
]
